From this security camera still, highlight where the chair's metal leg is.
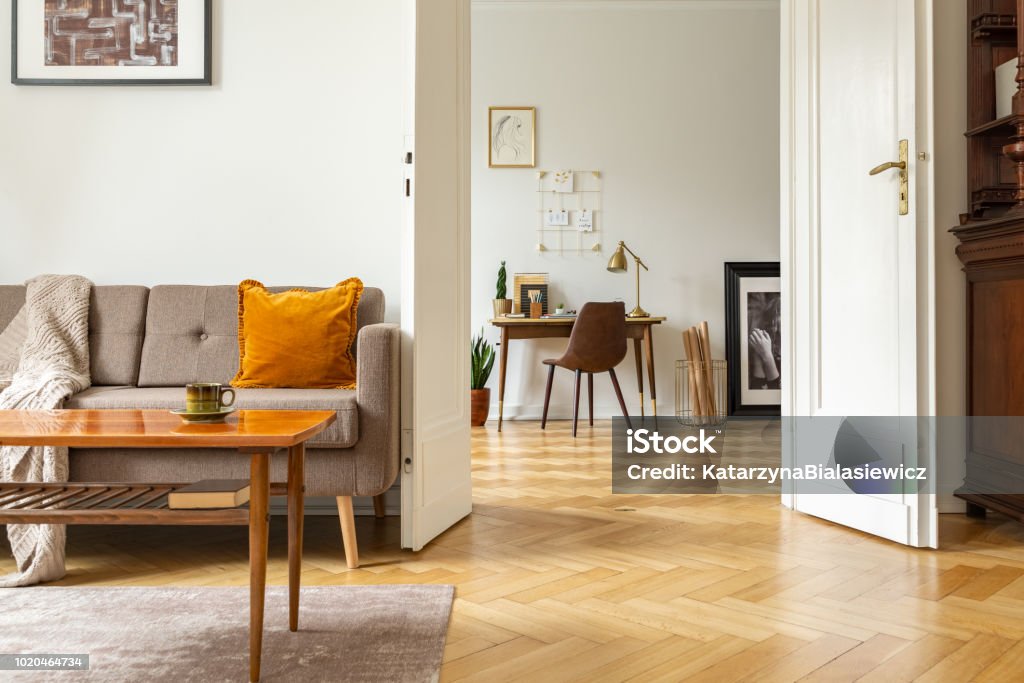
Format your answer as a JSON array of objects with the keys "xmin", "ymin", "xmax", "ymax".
[{"xmin": 541, "ymin": 365, "xmax": 555, "ymax": 429}]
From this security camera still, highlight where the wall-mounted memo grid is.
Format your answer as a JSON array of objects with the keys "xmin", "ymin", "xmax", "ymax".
[{"xmin": 536, "ymin": 169, "xmax": 602, "ymax": 255}]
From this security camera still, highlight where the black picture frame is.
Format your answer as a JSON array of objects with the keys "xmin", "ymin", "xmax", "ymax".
[
  {"xmin": 12, "ymin": 0, "xmax": 212, "ymax": 86},
  {"xmin": 725, "ymin": 262, "xmax": 781, "ymax": 416}
]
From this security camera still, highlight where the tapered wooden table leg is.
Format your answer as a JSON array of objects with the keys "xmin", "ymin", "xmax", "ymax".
[
  {"xmin": 249, "ymin": 452, "xmax": 271, "ymax": 683},
  {"xmin": 287, "ymin": 443, "xmax": 305, "ymax": 632},
  {"xmin": 633, "ymin": 338, "xmax": 645, "ymax": 418},
  {"xmin": 644, "ymin": 324, "xmax": 657, "ymax": 416},
  {"xmin": 498, "ymin": 326, "xmax": 509, "ymax": 432}
]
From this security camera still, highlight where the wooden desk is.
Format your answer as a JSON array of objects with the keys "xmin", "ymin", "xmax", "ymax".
[
  {"xmin": 0, "ymin": 409, "xmax": 336, "ymax": 683},
  {"xmin": 490, "ymin": 317, "xmax": 666, "ymax": 431}
]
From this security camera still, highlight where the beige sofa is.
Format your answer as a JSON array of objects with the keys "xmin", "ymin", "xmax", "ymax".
[{"xmin": 0, "ymin": 284, "xmax": 400, "ymax": 568}]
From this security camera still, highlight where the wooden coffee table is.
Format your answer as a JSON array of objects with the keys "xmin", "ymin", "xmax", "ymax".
[{"xmin": 0, "ymin": 409, "xmax": 336, "ymax": 682}]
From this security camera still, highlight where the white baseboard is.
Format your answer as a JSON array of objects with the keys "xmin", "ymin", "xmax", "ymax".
[
  {"xmin": 937, "ymin": 494, "xmax": 966, "ymax": 514},
  {"xmin": 268, "ymin": 485, "xmax": 401, "ymax": 517},
  {"xmin": 492, "ymin": 402, "xmax": 634, "ymax": 421}
]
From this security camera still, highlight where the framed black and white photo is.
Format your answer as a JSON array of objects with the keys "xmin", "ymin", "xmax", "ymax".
[
  {"xmin": 488, "ymin": 106, "xmax": 535, "ymax": 168},
  {"xmin": 725, "ymin": 262, "xmax": 781, "ymax": 416},
  {"xmin": 12, "ymin": 0, "xmax": 212, "ymax": 85}
]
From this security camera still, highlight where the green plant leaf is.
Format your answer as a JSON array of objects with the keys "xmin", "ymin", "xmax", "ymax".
[{"xmin": 470, "ymin": 328, "xmax": 495, "ymax": 390}]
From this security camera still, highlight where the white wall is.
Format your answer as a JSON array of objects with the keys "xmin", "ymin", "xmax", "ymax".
[
  {"xmin": 933, "ymin": 1, "xmax": 967, "ymax": 510},
  {"xmin": 0, "ymin": 1, "xmax": 404, "ymax": 321},
  {"xmin": 471, "ymin": 1, "xmax": 780, "ymax": 419}
]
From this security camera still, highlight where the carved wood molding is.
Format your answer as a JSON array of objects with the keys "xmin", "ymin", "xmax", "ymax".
[
  {"xmin": 953, "ymin": 213, "xmax": 1024, "ymax": 266},
  {"xmin": 956, "ymin": 234, "xmax": 1024, "ymax": 267}
]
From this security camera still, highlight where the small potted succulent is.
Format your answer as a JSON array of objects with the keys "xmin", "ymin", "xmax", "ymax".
[
  {"xmin": 555, "ymin": 302, "xmax": 566, "ymax": 315},
  {"xmin": 470, "ymin": 330, "xmax": 495, "ymax": 426},
  {"xmin": 492, "ymin": 261, "xmax": 513, "ymax": 317}
]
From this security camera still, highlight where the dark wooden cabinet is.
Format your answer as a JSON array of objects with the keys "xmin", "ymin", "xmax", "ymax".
[{"xmin": 953, "ymin": 1, "xmax": 1024, "ymax": 520}]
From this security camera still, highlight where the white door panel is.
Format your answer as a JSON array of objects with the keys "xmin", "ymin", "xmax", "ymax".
[
  {"xmin": 819, "ymin": 0, "xmax": 903, "ymax": 416},
  {"xmin": 400, "ymin": 0, "xmax": 473, "ymax": 551},
  {"xmin": 782, "ymin": 0, "xmax": 937, "ymax": 547}
]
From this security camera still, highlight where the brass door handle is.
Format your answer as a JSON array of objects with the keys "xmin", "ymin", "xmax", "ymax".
[
  {"xmin": 868, "ymin": 160, "xmax": 907, "ymax": 175},
  {"xmin": 868, "ymin": 139, "xmax": 909, "ymax": 215}
]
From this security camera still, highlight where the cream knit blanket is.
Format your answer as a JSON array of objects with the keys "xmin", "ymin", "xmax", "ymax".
[{"xmin": 0, "ymin": 275, "xmax": 92, "ymax": 586}]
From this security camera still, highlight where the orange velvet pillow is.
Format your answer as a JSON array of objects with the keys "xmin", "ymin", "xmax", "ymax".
[{"xmin": 231, "ymin": 278, "xmax": 363, "ymax": 389}]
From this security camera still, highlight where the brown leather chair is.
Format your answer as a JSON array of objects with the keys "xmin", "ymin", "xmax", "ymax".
[{"xmin": 541, "ymin": 302, "xmax": 633, "ymax": 436}]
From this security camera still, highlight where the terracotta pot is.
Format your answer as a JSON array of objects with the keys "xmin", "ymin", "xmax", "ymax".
[
  {"xmin": 492, "ymin": 299, "xmax": 513, "ymax": 317},
  {"xmin": 470, "ymin": 388, "xmax": 491, "ymax": 427}
]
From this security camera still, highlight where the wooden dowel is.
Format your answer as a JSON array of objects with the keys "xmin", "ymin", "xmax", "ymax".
[
  {"xmin": 0, "ymin": 487, "xmax": 43, "ymax": 506},
  {"xmin": 682, "ymin": 331, "xmax": 699, "ymax": 416},
  {"xmin": 684, "ymin": 328, "xmax": 706, "ymax": 417},
  {"xmin": 58, "ymin": 487, "xmax": 117, "ymax": 509},
  {"xmin": 34, "ymin": 487, "xmax": 88, "ymax": 510},
  {"xmin": 111, "ymin": 486, "xmax": 156, "ymax": 508},
  {"xmin": 4, "ymin": 488, "xmax": 57, "ymax": 509},
  {"xmin": 698, "ymin": 321, "xmax": 717, "ymax": 415},
  {"xmin": 689, "ymin": 328, "xmax": 712, "ymax": 419},
  {"xmin": 131, "ymin": 488, "xmax": 173, "ymax": 509},
  {"xmin": 682, "ymin": 329, "xmax": 697, "ymax": 416},
  {"xmin": 82, "ymin": 487, "xmax": 131, "ymax": 509}
]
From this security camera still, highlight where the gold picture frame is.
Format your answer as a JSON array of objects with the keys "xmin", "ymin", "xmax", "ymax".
[{"xmin": 488, "ymin": 106, "xmax": 536, "ymax": 168}]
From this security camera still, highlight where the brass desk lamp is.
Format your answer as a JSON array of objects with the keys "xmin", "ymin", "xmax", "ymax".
[{"xmin": 607, "ymin": 241, "xmax": 649, "ymax": 318}]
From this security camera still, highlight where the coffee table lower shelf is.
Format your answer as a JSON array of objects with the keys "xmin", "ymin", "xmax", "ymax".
[{"xmin": 0, "ymin": 482, "xmax": 282, "ymax": 525}]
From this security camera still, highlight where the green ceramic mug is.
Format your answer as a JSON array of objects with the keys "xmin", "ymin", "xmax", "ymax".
[{"xmin": 185, "ymin": 383, "xmax": 236, "ymax": 413}]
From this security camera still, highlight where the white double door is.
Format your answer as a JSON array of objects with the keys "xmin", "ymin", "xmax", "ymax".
[{"xmin": 395, "ymin": 0, "xmax": 940, "ymax": 551}]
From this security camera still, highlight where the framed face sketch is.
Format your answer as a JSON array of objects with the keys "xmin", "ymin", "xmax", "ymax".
[
  {"xmin": 488, "ymin": 107, "xmax": 535, "ymax": 168},
  {"xmin": 12, "ymin": 0, "xmax": 212, "ymax": 85},
  {"xmin": 725, "ymin": 262, "xmax": 781, "ymax": 416}
]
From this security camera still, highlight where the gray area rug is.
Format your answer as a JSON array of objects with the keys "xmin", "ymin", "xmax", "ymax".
[{"xmin": 0, "ymin": 585, "xmax": 454, "ymax": 682}]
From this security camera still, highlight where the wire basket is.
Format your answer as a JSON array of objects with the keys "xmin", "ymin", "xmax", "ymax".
[{"xmin": 675, "ymin": 360, "xmax": 727, "ymax": 427}]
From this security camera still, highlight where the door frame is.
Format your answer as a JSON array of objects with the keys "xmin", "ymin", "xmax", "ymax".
[
  {"xmin": 397, "ymin": 0, "xmax": 940, "ymax": 548},
  {"xmin": 779, "ymin": 0, "xmax": 938, "ymax": 543}
]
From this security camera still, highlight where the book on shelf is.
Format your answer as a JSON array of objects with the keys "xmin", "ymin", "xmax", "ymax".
[{"xmin": 168, "ymin": 479, "xmax": 250, "ymax": 509}]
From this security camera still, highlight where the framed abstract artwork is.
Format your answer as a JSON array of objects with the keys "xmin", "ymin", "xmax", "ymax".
[
  {"xmin": 488, "ymin": 106, "xmax": 536, "ymax": 168},
  {"xmin": 725, "ymin": 262, "xmax": 781, "ymax": 416},
  {"xmin": 12, "ymin": 0, "xmax": 212, "ymax": 85}
]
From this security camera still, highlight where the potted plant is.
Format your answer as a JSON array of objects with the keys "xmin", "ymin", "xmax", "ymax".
[
  {"xmin": 471, "ymin": 330, "xmax": 495, "ymax": 426},
  {"xmin": 555, "ymin": 302, "xmax": 566, "ymax": 315},
  {"xmin": 492, "ymin": 261, "xmax": 513, "ymax": 317}
]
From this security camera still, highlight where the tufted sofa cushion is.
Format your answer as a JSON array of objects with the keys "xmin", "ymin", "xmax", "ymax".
[
  {"xmin": 88, "ymin": 286, "xmax": 150, "ymax": 385},
  {"xmin": 137, "ymin": 286, "xmax": 239, "ymax": 386}
]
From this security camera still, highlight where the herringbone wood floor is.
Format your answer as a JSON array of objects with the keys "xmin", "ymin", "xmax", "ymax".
[{"xmin": 4, "ymin": 420, "xmax": 1024, "ymax": 681}]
